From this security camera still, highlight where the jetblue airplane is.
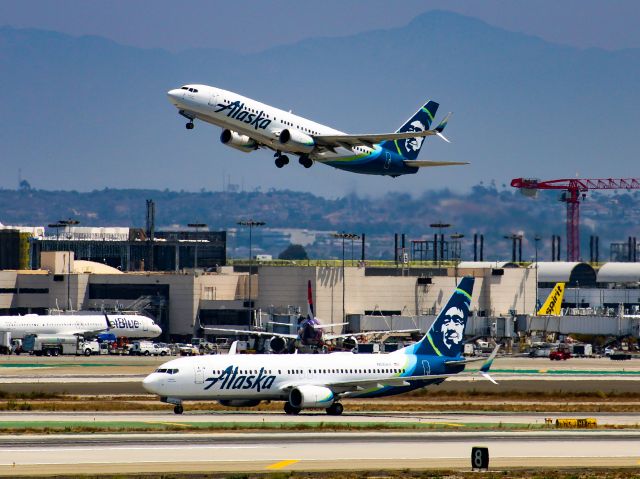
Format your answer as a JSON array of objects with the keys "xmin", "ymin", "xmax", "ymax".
[
  {"xmin": 0, "ymin": 313, "xmax": 162, "ymax": 339},
  {"xmin": 167, "ymin": 84, "xmax": 467, "ymax": 177},
  {"xmin": 143, "ymin": 277, "xmax": 498, "ymax": 415}
]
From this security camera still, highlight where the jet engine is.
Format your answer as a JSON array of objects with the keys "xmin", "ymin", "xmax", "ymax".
[
  {"xmin": 279, "ymin": 129, "xmax": 315, "ymax": 153},
  {"xmin": 220, "ymin": 129, "xmax": 258, "ymax": 152},
  {"xmin": 218, "ymin": 399, "xmax": 261, "ymax": 408},
  {"xmin": 340, "ymin": 336, "xmax": 358, "ymax": 351},
  {"xmin": 269, "ymin": 336, "xmax": 287, "ymax": 354},
  {"xmin": 288, "ymin": 385, "xmax": 334, "ymax": 409}
]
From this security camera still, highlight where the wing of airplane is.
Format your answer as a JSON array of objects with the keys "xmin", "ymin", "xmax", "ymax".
[
  {"xmin": 278, "ymin": 345, "xmax": 501, "ymax": 393},
  {"xmin": 314, "ymin": 113, "xmax": 453, "ymax": 150},
  {"xmin": 322, "ymin": 328, "xmax": 418, "ymax": 341},
  {"xmin": 200, "ymin": 326, "xmax": 298, "ymax": 340}
]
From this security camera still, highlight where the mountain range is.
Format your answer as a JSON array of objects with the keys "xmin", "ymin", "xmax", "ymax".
[{"xmin": 1, "ymin": 10, "xmax": 639, "ymax": 198}]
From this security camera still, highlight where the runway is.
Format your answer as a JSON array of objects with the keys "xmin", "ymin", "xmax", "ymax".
[
  {"xmin": 1, "ymin": 410, "xmax": 639, "ymax": 426},
  {"xmin": 0, "ymin": 431, "xmax": 638, "ymax": 475}
]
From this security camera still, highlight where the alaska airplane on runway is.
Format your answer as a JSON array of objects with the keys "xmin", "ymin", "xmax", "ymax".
[
  {"xmin": 167, "ymin": 85, "xmax": 467, "ymax": 177},
  {"xmin": 143, "ymin": 277, "xmax": 499, "ymax": 415}
]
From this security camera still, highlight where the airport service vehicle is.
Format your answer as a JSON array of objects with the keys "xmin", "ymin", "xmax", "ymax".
[
  {"xmin": 549, "ymin": 349, "xmax": 571, "ymax": 361},
  {"xmin": 144, "ymin": 277, "xmax": 500, "ymax": 415},
  {"xmin": 130, "ymin": 341, "xmax": 170, "ymax": 356},
  {"xmin": 22, "ymin": 334, "xmax": 99, "ymax": 356},
  {"xmin": 167, "ymin": 84, "xmax": 467, "ymax": 177},
  {"xmin": 0, "ymin": 313, "xmax": 162, "ymax": 340}
]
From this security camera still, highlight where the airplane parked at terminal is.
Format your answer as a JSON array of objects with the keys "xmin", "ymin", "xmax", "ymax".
[
  {"xmin": 537, "ymin": 283, "xmax": 565, "ymax": 316},
  {"xmin": 200, "ymin": 280, "xmax": 417, "ymax": 352},
  {"xmin": 0, "ymin": 313, "xmax": 162, "ymax": 340},
  {"xmin": 143, "ymin": 277, "xmax": 499, "ymax": 415},
  {"xmin": 167, "ymin": 84, "xmax": 467, "ymax": 177}
]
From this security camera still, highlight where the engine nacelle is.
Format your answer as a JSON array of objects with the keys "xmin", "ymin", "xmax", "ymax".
[
  {"xmin": 218, "ymin": 399, "xmax": 261, "ymax": 408},
  {"xmin": 341, "ymin": 336, "xmax": 358, "ymax": 351},
  {"xmin": 289, "ymin": 385, "xmax": 334, "ymax": 409},
  {"xmin": 279, "ymin": 129, "xmax": 315, "ymax": 153},
  {"xmin": 220, "ymin": 129, "xmax": 258, "ymax": 153},
  {"xmin": 269, "ymin": 336, "xmax": 287, "ymax": 354}
]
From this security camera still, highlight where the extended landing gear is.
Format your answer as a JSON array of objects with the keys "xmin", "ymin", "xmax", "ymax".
[
  {"xmin": 274, "ymin": 152, "xmax": 290, "ymax": 168},
  {"xmin": 326, "ymin": 403, "xmax": 344, "ymax": 416},
  {"xmin": 283, "ymin": 402, "xmax": 301, "ymax": 415},
  {"xmin": 299, "ymin": 155, "xmax": 313, "ymax": 169},
  {"xmin": 185, "ymin": 122, "xmax": 194, "ymax": 130},
  {"xmin": 173, "ymin": 404, "xmax": 184, "ymax": 415}
]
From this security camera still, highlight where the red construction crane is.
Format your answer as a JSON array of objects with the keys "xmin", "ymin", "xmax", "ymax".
[{"xmin": 510, "ymin": 177, "xmax": 640, "ymax": 262}]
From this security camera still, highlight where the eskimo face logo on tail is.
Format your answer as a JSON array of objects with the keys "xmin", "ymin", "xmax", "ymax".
[
  {"xmin": 214, "ymin": 100, "xmax": 272, "ymax": 130},
  {"xmin": 440, "ymin": 307, "xmax": 465, "ymax": 349},
  {"xmin": 204, "ymin": 365, "xmax": 276, "ymax": 392},
  {"xmin": 404, "ymin": 120, "xmax": 425, "ymax": 153}
]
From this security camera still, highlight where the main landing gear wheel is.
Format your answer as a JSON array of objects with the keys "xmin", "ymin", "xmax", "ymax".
[
  {"xmin": 185, "ymin": 122, "xmax": 194, "ymax": 130},
  {"xmin": 275, "ymin": 155, "xmax": 289, "ymax": 168},
  {"xmin": 173, "ymin": 404, "xmax": 184, "ymax": 415},
  {"xmin": 283, "ymin": 402, "xmax": 301, "ymax": 415},
  {"xmin": 326, "ymin": 403, "xmax": 343, "ymax": 416},
  {"xmin": 299, "ymin": 156, "xmax": 313, "ymax": 168}
]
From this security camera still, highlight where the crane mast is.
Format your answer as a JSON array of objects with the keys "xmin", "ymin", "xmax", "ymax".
[{"xmin": 511, "ymin": 177, "xmax": 640, "ymax": 262}]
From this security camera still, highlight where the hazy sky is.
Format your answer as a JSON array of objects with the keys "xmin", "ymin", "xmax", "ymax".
[{"xmin": 2, "ymin": 0, "xmax": 640, "ymax": 53}]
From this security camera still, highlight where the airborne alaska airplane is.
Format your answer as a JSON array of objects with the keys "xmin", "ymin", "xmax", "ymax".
[
  {"xmin": 143, "ymin": 277, "xmax": 499, "ymax": 415},
  {"xmin": 167, "ymin": 84, "xmax": 467, "ymax": 176}
]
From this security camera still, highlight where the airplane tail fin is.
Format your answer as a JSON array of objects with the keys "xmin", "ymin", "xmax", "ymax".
[
  {"xmin": 537, "ymin": 282, "xmax": 565, "ymax": 316},
  {"xmin": 307, "ymin": 280, "xmax": 315, "ymax": 319},
  {"xmin": 405, "ymin": 277, "xmax": 474, "ymax": 357},
  {"xmin": 380, "ymin": 100, "xmax": 439, "ymax": 161}
]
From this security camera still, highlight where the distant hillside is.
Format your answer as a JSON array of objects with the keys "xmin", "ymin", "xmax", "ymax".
[
  {"xmin": 1, "ymin": 10, "xmax": 639, "ymax": 197},
  {"xmin": 1, "ymin": 186, "xmax": 638, "ymax": 261}
]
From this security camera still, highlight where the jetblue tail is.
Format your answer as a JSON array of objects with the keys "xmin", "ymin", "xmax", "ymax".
[
  {"xmin": 380, "ymin": 100, "xmax": 439, "ymax": 161},
  {"xmin": 411, "ymin": 277, "xmax": 474, "ymax": 357}
]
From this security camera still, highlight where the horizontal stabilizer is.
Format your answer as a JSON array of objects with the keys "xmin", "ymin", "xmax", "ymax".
[{"xmin": 404, "ymin": 160, "xmax": 469, "ymax": 168}]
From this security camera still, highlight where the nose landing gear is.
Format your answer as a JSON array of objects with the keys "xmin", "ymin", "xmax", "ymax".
[{"xmin": 185, "ymin": 122, "xmax": 194, "ymax": 130}]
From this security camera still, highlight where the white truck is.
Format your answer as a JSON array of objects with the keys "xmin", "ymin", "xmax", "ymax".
[
  {"xmin": 130, "ymin": 341, "xmax": 170, "ymax": 356},
  {"xmin": 22, "ymin": 334, "xmax": 100, "ymax": 356}
]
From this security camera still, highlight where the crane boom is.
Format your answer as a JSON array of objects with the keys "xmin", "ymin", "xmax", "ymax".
[{"xmin": 511, "ymin": 177, "xmax": 640, "ymax": 261}]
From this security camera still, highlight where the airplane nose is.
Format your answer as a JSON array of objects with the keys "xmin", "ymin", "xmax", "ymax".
[
  {"xmin": 143, "ymin": 374, "xmax": 161, "ymax": 394},
  {"xmin": 167, "ymin": 89, "xmax": 181, "ymax": 102}
]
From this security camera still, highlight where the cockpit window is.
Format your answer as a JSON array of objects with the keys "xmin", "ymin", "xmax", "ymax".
[
  {"xmin": 187, "ymin": 88, "xmax": 198, "ymax": 93},
  {"xmin": 155, "ymin": 368, "xmax": 167, "ymax": 373},
  {"xmin": 180, "ymin": 87, "xmax": 189, "ymax": 90}
]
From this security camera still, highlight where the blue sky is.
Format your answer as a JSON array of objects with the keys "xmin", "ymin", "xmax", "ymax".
[{"xmin": 3, "ymin": 0, "xmax": 640, "ymax": 53}]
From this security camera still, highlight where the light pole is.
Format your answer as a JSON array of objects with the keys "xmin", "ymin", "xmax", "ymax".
[
  {"xmin": 504, "ymin": 233, "xmax": 523, "ymax": 262},
  {"xmin": 333, "ymin": 232, "xmax": 359, "ymax": 322},
  {"xmin": 187, "ymin": 223, "xmax": 207, "ymax": 269},
  {"xmin": 430, "ymin": 222, "xmax": 451, "ymax": 265},
  {"xmin": 534, "ymin": 235, "xmax": 541, "ymax": 313},
  {"xmin": 58, "ymin": 219, "xmax": 79, "ymax": 310},
  {"xmin": 237, "ymin": 220, "xmax": 265, "ymax": 323}
]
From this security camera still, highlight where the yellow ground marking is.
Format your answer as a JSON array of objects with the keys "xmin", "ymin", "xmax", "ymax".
[
  {"xmin": 266, "ymin": 459, "xmax": 300, "ymax": 470},
  {"xmin": 538, "ymin": 369, "xmax": 548, "ymax": 373},
  {"xmin": 146, "ymin": 421, "xmax": 189, "ymax": 427}
]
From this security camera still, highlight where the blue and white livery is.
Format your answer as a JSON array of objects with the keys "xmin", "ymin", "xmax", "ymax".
[
  {"xmin": 167, "ymin": 84, "xmax": 467, "ymax": 177},
  {"xmin": 143, "ymin": 277, "xmax": 498, "ymax": 415}
]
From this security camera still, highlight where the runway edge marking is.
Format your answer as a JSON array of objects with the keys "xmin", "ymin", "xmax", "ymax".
[{"xmin": 266, "ymin": 459, "xmax": 299, "ymax": 470}]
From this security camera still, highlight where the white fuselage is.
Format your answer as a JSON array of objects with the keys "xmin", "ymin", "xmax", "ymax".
[
  {"xmin": 0, "ymin": 313, "xmax": 162, "ymax": 339},
  {"xmin": 167, "ymin": 85, "xmax": 378, "ymax": 162},
  {"xmin": 143, "ymin": 351, "xmax": 415, "ymax": 401}
]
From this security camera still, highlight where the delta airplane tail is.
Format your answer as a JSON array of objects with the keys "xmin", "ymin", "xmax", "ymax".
[
  {"xmin": 537, "ymin": 282, "xmax": 565, "ymax": 316},
  {"xmin": 400, "ymin": 277, "xmax": 473, "ymax": 357},
  {"xmin": 380, "ymin": 101, "xmax": 440, "ymax": 161}
]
